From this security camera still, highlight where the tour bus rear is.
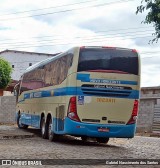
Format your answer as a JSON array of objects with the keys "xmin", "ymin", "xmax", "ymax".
[{"xmin": 66, "ymin": 46, "xmax": 140, "ymax": 138}]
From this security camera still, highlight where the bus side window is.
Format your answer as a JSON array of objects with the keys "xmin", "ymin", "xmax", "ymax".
[
  {"xmin": 43, "ymin": 53, "xmax": 73, "ymax": 86},
  {"xmin": 68, "ymin": 54, "xmax": 73, "ymax": 67},
  {"xmin": 58, "ymin": 54, "xmax": 73, "ymax": 84}
]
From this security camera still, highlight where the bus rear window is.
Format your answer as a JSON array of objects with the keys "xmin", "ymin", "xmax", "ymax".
[{"xmin": 78, "ymin": 48, "xmax": 139, "ymax": 75}]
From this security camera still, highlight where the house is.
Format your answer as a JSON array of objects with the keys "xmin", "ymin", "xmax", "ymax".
[
  {"xmin": 0, "ymin": 49, "xmax": 59, "ymax": 123},
  {"xmin": 0, "ymin": 49, "xmax": 59, "ymax": 81},
  {"xmin": 0, "ymin": 49, "xmax": 59, "ymax": 95}
]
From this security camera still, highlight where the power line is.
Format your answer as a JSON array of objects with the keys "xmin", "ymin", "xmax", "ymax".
[
  {"xmin": 140, "ymin": 52, "xmax": 160, "ymax": 59},
  {"xmin": 0, "ymin": 30, "xmax": 154, "ymax": 47},
  {"xmin": 142, "ymin": 56, "xmax": 160, "ymax": 59},
  {"xmin": 0, "ymin": 0, "xmax": 99, "ymax": 16},
  {"xmin": 0, "ymin": 27, "xmax": 155, "ymax": 47},
  {"xmin": 141, "ymin": 51, "xmax": 160, "ymax": 54},
  {"xmin": 0, "ymin": 25, "xmax": 154, "ymax": 43},
  {"xmin": 94, "ymin": 26, "xmax": 154, "ymax": 34},
  {"xmin": 0, "ymin": 35, "xmax": 155, "ymax": 50},
  {"xmin": 0, "ymin": 0, "xmax": 135, "ymax": 21}
]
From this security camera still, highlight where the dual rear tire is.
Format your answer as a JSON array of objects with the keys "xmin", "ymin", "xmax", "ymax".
[
  {"xmin": 41, "ymin": 117, "xmax": 59, "ymax": 141},
  {"xmin": 18, "ymin": 115, "xmax": 109, "ymax": 144},
  {"xmin": 41, "ymin": 117, "xmax": 48, "ymax": 139}
]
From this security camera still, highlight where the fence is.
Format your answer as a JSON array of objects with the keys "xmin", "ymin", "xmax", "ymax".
[
  {"xmin": 0, "ymin": 96, "xmax": 159, "ymax": 133},
  {"xmin": 0, "ymin": 96, "xmax": 16, "ymax": 124}
]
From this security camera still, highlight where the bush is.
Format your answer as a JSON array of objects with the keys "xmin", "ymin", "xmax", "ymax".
[{"xmin": 0, "ymin": 58, "xmax": 12, "ymax": 89}]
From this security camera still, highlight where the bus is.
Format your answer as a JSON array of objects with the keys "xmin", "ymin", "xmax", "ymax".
[{"xmin": 14, "ymin": 46, "xmax": 140, "ymax": 143}]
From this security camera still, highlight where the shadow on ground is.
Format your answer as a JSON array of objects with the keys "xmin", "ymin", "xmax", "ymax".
[{"xmin": 24, "ymin": 127, "xmax": 123, "ymax": 149}]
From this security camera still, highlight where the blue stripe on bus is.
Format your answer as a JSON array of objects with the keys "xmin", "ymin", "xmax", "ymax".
[
  {"xmin": 64, "ymin": 117, "xmax": 136, "ymax": 138},
  {"xmin": 54, "ymin": 87, "xmax": 139, "ymax": 99},
  {"xmin": 17, "ymin": 113, "xmax": 136, "ymax": 138},
  {"xmin": 77, "ymin": 73, "xmax": 90, "ymax": 82},
  {"xmin": 77, "ymin": 73, "xmax": 138, "ymax": 85},
  {"xmin": 18, "ymin": 113, "xmax": 41, "ymax": 129},
  {"xmin": 21, "ymin": 87, "xmax": 139, "ymax": 103}
]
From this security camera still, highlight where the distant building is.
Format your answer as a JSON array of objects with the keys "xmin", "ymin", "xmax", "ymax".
[
  {"xmin": 137, "ymin": 86, "xmax": 160, "ymax": 133},
  {"xmin": 0, "ymin": 49, "xmax": 58, "ymax": 81}
]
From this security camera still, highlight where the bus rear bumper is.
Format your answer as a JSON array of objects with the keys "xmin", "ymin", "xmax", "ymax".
[{"xmin": 64, "ymin": 117, "xmax": 136, "ymax": 138}]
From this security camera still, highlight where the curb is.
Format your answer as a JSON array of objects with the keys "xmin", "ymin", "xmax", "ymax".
[
  {"xmin": 136, "ymin": 133, "xmax": 160, "ymax": 138},
  {"xmin": 0, "ymin": 125, "xmax": 36, "ymax": 140},
  {"xmin": 0, "ymin": 133, "xmax": 35, "ymax": 140}
]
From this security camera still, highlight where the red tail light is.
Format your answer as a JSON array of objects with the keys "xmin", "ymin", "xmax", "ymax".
[
  {"xmin": 67, "ymin": 97, "xmax": 80, "ymax": 122},
  {"xmin": 127, "ymin": 100, "xmax": 139, "ymax": 125},
  {"xmin": 132, "ymin": 49, "xmax": 138, "ymax": 53}
]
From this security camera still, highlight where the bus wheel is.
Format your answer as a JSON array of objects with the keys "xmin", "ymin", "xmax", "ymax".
[
  {"xmin": 41, "ymin": 117, "xmax": 48, "ymax": 139},
  {"xmin": 48, "ymin": 118, "xmax": 59, "ymax": 142},
  {"xmin": 96, "ymin": 138, "xmax": 109, "ymax": 144},
  {"xmin": 17, "ymin": 114, "xmax": 28, "ymax": 129}
]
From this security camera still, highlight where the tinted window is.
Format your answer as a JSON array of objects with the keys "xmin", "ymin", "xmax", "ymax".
[
  {"xmin": 20, "ymin": 54, "xmax": 73, "ymax": 92},
  {"xmin": 78, "ymin": 48, "xmax": 138, "ymax": 75}
]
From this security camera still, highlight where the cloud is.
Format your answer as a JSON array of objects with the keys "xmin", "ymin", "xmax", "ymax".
[
  {"xmin": 0, "ymin": 0, "xmax": 159, "ymax": 87},
  {"xmin": 141, "ymin": 64, "xmax": 160, "ymax": 86}
]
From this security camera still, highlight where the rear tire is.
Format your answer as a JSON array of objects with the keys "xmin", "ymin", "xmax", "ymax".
[
  {"xmin": 96, "ymin": 137, "xmax": 109, "ymax": 144},
  {"xmin": 17, "ymin": 114, "xmax": 28, "ymax": 129},
  {"xmin": 41, "ymin": 117, "xmax": 48, "ymax": 139},
  {"xmin": 48, "ymin": 118, "xmax": 59, "ymax": 141}
]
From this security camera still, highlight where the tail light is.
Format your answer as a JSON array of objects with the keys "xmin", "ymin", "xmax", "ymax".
[
  {"xmin": 132, "ymin": 49, "xmax": 138, "ymax": 53},
  {"xmin": 127, "ymin": 100, "xmax": 139, "ymax": 125},
  {"xmin": 67, "ymin": 96, "xmax": 80, "ymax": 122}
]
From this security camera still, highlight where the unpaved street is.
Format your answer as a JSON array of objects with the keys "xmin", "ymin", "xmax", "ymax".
[{"xmin": 0, "ymin": 127, "xmax": 160, "ymax": 168}]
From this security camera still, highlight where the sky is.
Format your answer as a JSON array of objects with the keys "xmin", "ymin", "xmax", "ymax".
[{"xmin": 0, "ymin": 0, "xmax": 159, "ymax": 87}]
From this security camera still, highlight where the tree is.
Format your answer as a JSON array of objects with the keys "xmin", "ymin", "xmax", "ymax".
[
  {"xmin": 136, "ymin": 0, "xmax": 160, "ymax": 43},
  {"xmin": 0, "ymin": 58, "xmax": 12, "ymax": 89}
]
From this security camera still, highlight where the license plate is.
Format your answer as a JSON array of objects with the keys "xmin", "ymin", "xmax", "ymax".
[{"xmin": 98, "ymin": 128, "xmax": 109, "ymax": 132}]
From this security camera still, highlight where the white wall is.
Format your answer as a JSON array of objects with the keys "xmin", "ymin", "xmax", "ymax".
[{"xmin": 0, "ymin": 51, "xmax": 55, "ymax": 80}]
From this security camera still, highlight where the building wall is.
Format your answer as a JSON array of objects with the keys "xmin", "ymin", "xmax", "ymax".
[
  {"xmin": 137, "ymin": 87, "xmax": 160, "ymax": 133},
  {"xmin": 0, "ymin": 87, "xmax": 159, "ymax": 133},
  {"xmin": 137, "ymin": 99, "xmax": 155, "ymax": 133},
  {"xmin": 0, "ymin": 96, "xmax": 16, "ymax": 124},
  {"xmin": 0, "ymin": 50, "xmax": 55, "ymax": 80}
]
